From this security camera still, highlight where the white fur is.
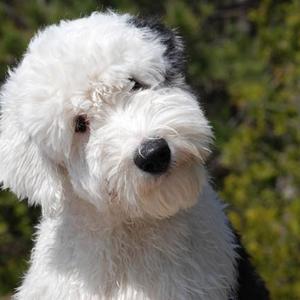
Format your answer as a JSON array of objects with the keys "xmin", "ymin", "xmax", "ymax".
[{"xmin": 0, "ymin": 12, "xmax": 238, "ymax": 299}]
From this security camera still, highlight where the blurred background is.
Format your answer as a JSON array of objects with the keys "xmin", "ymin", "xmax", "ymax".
[{"xmin": 0, "ymin": 0, "xmax": 299, "ymax": 299}]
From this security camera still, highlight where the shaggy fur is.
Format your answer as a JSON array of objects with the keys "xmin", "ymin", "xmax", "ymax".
[{"xmin": 0, "ymin": 12, "xmax": 268, "ymax": 300}]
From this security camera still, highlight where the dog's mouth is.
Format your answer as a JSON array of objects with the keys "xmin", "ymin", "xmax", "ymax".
[
  {"xmin": 136, "ymin": 152, "xmax": 199, "ymax": 196},
  {"xmin": 103, "ymin": 140, "xmax": 204, "ymax": 204},
  {"xmin": 101, "ymin": 146, "xmax": 204, "ymax": 220}
]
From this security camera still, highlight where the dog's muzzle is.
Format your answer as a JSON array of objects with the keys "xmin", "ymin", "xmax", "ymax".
[{"xmin": 134, "ymin": 138, "xmax": 171, "ymax": 174}]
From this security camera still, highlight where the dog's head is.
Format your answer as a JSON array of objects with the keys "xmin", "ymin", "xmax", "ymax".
[{"xmin": 0, "ymin": 12, "xmax": 212, "ymax": 219}]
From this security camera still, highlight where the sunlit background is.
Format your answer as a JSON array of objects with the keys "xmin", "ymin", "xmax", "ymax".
[{"xmin": 0, "ymin": 1, "xmax": 300, "ymax": 299}]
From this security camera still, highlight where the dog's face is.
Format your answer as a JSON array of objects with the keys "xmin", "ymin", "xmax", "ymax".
[{"xmin": 0, "ymin": 13, "xmax": 212, "ymax": 219}]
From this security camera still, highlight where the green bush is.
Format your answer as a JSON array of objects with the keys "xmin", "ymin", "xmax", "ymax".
[{"xmin": 0, "ymin": 1, "xmax": 299, "ymax": 298}]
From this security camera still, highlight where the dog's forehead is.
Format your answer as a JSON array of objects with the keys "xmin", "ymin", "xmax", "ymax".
[{"xmin": 25, "ymin": 13, "xmax": 175, "ymax": 91}]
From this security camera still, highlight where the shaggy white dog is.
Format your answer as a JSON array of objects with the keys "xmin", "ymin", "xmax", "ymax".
[{"xmin": 0, "ymin": 12, "xmax": 268, "ymax": 300}]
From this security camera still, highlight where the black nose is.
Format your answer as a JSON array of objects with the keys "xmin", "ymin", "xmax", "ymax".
[{"xmin": 134, "ymin": 138, "xmax": 171, "ymax": 174}]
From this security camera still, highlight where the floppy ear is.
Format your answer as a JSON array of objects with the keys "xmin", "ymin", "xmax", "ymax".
[
  {"xmin": 0, "ymin": 88, "xmax": 64, "ymax": 217},
  {"xmin": 129, "ymin": 16, "xmax": 186, "ymax": 81}
]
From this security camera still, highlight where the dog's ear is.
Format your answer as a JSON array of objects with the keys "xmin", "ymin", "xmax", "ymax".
[
  {"xmin": 0, "ymin": 82, "xmax": 64, "ymax": 217},
  {"xmin": 129, "ymin": 16, "xmax": 186, "ymax": 81}
]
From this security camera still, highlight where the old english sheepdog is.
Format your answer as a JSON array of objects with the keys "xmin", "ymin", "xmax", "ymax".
[{"xmin": 0, "ymin": 12, "xmax": 269, "ymax": 300}]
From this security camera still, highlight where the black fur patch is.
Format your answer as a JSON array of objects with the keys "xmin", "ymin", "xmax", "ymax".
[
  {"xmin": 232, "ymin": 232, "xmax": 269, "ymax": 300},
  {"xmin": 129, "ymin": 16, "xmax": 186, "ymax": 83}
]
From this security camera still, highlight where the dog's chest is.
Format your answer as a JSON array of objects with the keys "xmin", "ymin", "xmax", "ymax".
[
  {"xmin": 20, "ymin": 201, "xmax": 237, "ymax": 300},
  {"xmin": 58, "ymin": 218, "xmax": 236, "ymax": 300}
]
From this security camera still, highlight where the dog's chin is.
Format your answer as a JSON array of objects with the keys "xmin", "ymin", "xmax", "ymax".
[
  {"xmin": 106, "ymin": 161, "xmax": 205, "ymax": 221},
  {"xmin": 139, "ymin": 164, "xmax": 204, "ymax": 219}
]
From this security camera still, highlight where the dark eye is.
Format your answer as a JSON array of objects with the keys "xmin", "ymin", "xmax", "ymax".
[
  {"xmin": 74, "ymin": 115, "xmax": 89, "ymax": 133},
  {"xmin": 129, "ymin": 78, "xmax": 145, "ymax": 91}
]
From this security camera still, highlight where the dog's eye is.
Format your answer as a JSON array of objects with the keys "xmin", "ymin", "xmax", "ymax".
[
  {"xmin": 74, "ymin": 115, "xmax": 89, "ymax": 133},
  {"xmin": 129, "ymin": 78, "xmax": 145, "ymax": 91}
]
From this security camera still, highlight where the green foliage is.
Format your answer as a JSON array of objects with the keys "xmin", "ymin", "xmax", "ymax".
[{"xmin": 0, "ymin": 1, "xmax": 299, "ymax": 298}]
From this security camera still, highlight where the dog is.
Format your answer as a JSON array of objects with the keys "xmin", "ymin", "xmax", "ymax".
[{"xmin": 0, "ymin": 12, "xmax": 269, "ymax": 300}]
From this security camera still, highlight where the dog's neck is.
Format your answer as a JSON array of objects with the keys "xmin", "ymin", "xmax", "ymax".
[{"xmin": 56, "ymin": 193, "xmax": 170, "ymax": 235}]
